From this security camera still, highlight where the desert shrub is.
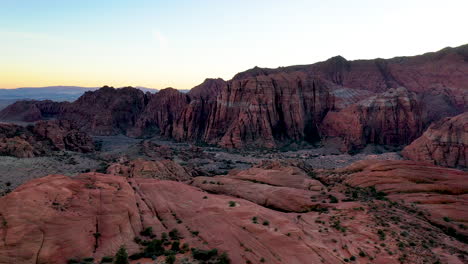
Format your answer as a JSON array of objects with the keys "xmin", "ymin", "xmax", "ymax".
[
  {"xmin": 140, "ymin": 226, "xmax": 155, "ymax": 238},
  {"xmin": 228, "ymin": 201, "xmax": 236, "ymax": 207},
  {"xmin": 262, "ymin": 220, "xmax": 270, "ymax": 226},
  {"xmin": 169, "ymin": 228, "xmax": 181, "ymax": 240},
  {"xmin": 328, "ymin": 195, "xmax": 338, "ymax": 203},
  {"xmin": 377, "ymin": 229, "xmax": 386, "ymax": 240},
  {"xmin": 114, "ymin": 246, "xmax": 129, "ymax": 264},
  {"xmin": 129, "ymin": 253, "xmax": 144, "ymax": 260},
  {"xmin": 171, "ymin": 241, "xmax": 180, "ymax": 251},
  {"xmin": 191, "ymin": 248, "xmax": 218, "ymax": 260},
  {"xmin": 217, "ymin": 252, "xmax": 231, "ymax": 264},
  {"xmin": 166, "ymin": 254, "xmax": 176, "ymax": 264},
  {"xmin": 144, "ymin": 239, "xmax": 165, "ymax": 257},
  {"xmin": 100, "ymin": 256, "xmax": 113, "ymax": 263},
  {"xmin": 67, "ymin": 259, "xmax": 80, "ymax": 264}
]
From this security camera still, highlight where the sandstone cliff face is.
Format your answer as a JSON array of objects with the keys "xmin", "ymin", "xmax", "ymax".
[
  {"xmin": 0, "ymin": 120, "xmax": 94, "ymax": 158},
  {"xmin": 60, "ymin": 86, "xmax": 147, "ymax": 136},
  {"xmin": 321, "ymin": 87, "xmax": 424, "ymax": 151},
  {"xmin": 205, "ymin": 73, "xmax": 334, "ymax": 148},
  {"xmin": 0, "ymin": 100, "xmax": 67, "ymax": 122},
  {"xmin": 402, "ymin": 112, "xmax": 467, "ymax": 168},
  {"xmin": 1, "ymin": 45, "xmax": 467, "ymax": 150},
  {"xmin": 172, "ymin": 78, "xmax": 226, "ymax": 141},
  {"xmin": 235, "ymin": 45, "xmax": 468, "ymax": 110},
  {"xmin": 1, "ymin": 161, "xmax": 467, "ymax": 264},
  {"xmin": 128, "ymin": 88, "xmax": 189, "ymax": 137}
]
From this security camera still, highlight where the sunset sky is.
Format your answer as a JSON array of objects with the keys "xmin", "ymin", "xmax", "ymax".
[{"xmin": 1, "ymin": 0, "xmax": 467, "ymax": 89}]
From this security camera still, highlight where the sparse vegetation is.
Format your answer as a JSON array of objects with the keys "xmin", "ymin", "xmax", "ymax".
[{"xmin": 114, "ymin": 246, "xmax": 129, "ymax": 264}]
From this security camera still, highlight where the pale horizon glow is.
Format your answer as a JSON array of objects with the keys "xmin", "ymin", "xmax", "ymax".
[{"xmin": 0, "ymin": 0, "xmax": 467, "ymax": 89}]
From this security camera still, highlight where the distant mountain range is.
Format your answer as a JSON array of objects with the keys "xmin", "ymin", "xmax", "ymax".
[{"xmin": 0, "ymin": 86, "xmax": 161, "ymax": 110}]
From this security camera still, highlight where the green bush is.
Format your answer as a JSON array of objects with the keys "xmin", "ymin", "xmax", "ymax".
[
  {"xmin": 100, "ymin": 256, "xmax": 113, "ymax": 263},
  {"xmin": 192, "ymin": 248, "xmax": 218, "ymax": 260},
  {"xmin": 114, "ymin": 246, "xmax": 129, "ymax": 264},
  {"xmin": 171, "ymin": 241, "xmax": 180, "ymax": 251},
  {"xmin": 166, "ymin": 254, "xmax": 176, "ymax": 264},
  {"xmin": 169, "ymin": 228, "xmax": 181, "ymax": 240},
  {"xmin": 140, "ymin": 226, "xmax": 155, "ymax": 238}
]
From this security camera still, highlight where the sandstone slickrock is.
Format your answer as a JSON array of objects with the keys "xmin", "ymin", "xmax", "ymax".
[
  {"xmin": 106, "ymin": 158, "xmax": 193, "ymax": 181},
  {"xmin": 320, "ymin": 87, "xmax": 425, "ymax": 152},
  {"xmin": 402, "ymin": 112, "xmax": 468, "ymax": 168},
  {"xmin": 1, "ymin": 161, "xmax": 467, "ymax": 264},
  {"xmin": 331, "ymin": 160, "xmax": 468, "ymax": 241}
]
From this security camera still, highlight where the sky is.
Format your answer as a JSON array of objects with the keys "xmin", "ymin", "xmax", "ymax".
[{"xmin": 0, "ymin": 0, "xmax": 467, "ymax": 89}]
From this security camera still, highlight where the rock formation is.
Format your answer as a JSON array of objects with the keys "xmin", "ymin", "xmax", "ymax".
[
  {"xmin": 402, "ymin": 112, "xmax": 467, "ymax": 168},
  {"xmin": 0, "ymin": 45, "xmax": 466, "ymax": 150},
  {"xmin": 172, "ymin": 78, "xmax": 226, "ymax": 141},
  {"xmin": 128, "ymin": 88, "xmax": 189, "ymax": 138},
  {"xmin": 0, "ymin": 160, "xmax": 467, "ymax": 264},
  {"xmin": 59, "ymin": 86, "xmax": 147, "ymax": 136},
  {"xmin": 320, "ymin": 87, "xmax": 425, "ymax": 151},
  {"xmin": 203, "ymin": 73, "xmax": 334, "ymax": 148},
  {"xmin": 106, "ymin": 158, "xmax": 193, "ymax": 181},
  {"xmin": 0, "ymin": 120, "xmax": 94, "ymax": 158},
  {"xmin": 32, "ymin": 120, "xmax": 95, "ymax": 153},
  {"xmin": 0, "ymin": 100, "xmax": 66, "ymax": 122}
]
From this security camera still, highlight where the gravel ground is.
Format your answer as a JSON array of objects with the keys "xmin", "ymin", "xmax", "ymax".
[{"xmin": 0, "ymin": 135, "xmax": 404, "ymax": 194}]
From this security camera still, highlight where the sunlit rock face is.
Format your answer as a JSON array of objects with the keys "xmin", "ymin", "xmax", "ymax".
[{"xmin": 1, "ymin": 160, "xmax": 467, "ymax": 264}]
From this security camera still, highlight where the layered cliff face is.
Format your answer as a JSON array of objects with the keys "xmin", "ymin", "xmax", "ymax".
[
  {"xmin": 320, "ymin": 87, "xmax": 424, "ymax": 152},
  {"xmin": 235, "ymin": 45, "xmax": 468, "ymax": 110},
  {"xmin": 0, "ymin": 161, "xmax": 467, "ymax": 264},
  {"xmin": 59, "ymin": 86, "xmax": 147, "ymax": 136},
  {"xmin": 1, "ymin": 45, "xmax": 466, "ymax": 150},
  {"xmin": 207, "ymin": 73, "xmax": 334, "ymax": 148},
  {"xmin": 128, "ymin": 88, "xmax": 189, "ymax": 137},
  {"xmin": 172, "ymin": 78, "xmax": 226, "ymax": 141},
  {"xmin": 0, "ymin": 100, "xmax": 67, "ymax": 122},
  {"xmin": 0, "ymin": 120, "xmax": 94, "ymax": 158},
  {"xmin": 402, "ymin": 112, "xmax": 467, "ymax": 168}
]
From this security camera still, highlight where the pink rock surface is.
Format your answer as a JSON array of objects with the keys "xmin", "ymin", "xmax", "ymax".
[
  {"xmin": 0, "ymin": 160, "xmax": 467, "ymax": 263},
  {"xmin": 402, "ymin": 112, "xmax": 467, "ymax": 168},
  {"xmin": 106, "ymin": 158, "xmax": 193, "ymax": 181}
]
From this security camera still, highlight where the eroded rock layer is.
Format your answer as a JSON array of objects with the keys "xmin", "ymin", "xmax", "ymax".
[
  {"xmin": 402, "ymin": 112, "xmax": 467, "ymax": 168},
  {"xmin": 0, "ymin": 160, "xmax": 467, "ymax": 264},
  {"xmin": 0, "ymin": 120, "xmax": 94, "ymax": 158},
  {"xmin": 320, "ymin": 87, "xmax": 424, "ymax": 151}
]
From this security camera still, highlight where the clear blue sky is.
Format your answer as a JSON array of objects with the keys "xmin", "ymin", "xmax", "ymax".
[{"xmin": 0, "ymin": 0, "xmax": 467, "ymax": 89}]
